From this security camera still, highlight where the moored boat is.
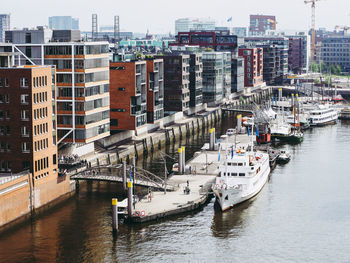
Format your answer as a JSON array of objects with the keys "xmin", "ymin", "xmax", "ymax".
[
  {"xmin": 309, "ymin": 104, "xmax": 338, "ymax": 126},
  {"xmin": 212, "ymin": 129, "xmax": 270, "ymax": 211}
]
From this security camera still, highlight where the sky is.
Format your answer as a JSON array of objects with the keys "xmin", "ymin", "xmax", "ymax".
[{"xmin": 2, "ymin": 0, "xmax": 350, "ymax": 34}]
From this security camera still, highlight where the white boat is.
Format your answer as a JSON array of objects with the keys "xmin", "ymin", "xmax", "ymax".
[
  {"xmin": 270, "ymin": 122, "xmax": 293, "ymax": 141},
  {"xmin": 309, "ymin": 104, "xmax": 338, "ymax": 126},
  {"xmin": 213, "ymin": 141, "xmax": 270, "ymax": 211},
  {"xmin": 286, "ymin": 113, "xmax": 310, "ymax": 130},
  {"xmin": 277, "ymin": 150, "xmax": 291, "ymax": 164}
]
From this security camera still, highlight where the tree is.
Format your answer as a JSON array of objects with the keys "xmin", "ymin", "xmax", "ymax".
[
  {"xmin": 309, "ymin": 62, "xmax": 319, "ymax": 73},
  {"xmin": 329, "ymin": 64, "xmax": 337, "ymax": 75},
  {"xmin": 314, "ymin": 78, "xmax": 320, "ymax": 85},
  {"xmin": 336, "ymin": 65, "xmax": 342, "ymax": 75},
  {"xmin": 320, "ymin": 62, "xmax": 327, "ymax": 73}
]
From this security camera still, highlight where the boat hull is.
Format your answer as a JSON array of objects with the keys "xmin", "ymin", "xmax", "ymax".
[
  {"xmin": 214, "ymin": 165, "xmax": 270, "ymax": 211},
  {"xmin": 309, "ymin": 119, "xmax": 337, "ymax": 127}
]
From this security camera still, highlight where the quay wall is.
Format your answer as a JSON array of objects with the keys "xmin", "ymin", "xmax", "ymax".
[{"xmin": 0, "ymin": 172, "xmax": 74, "ymax": 231}]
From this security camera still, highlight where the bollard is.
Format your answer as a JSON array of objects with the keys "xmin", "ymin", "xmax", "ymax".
[
  {"xmin": 209, "ymin": 128, "xmax": 215, "ymax": 150},
  {"xmin": 123, "ymin": 161, "xmax": 127, "ymax": 191},
  {"xmin": 209, "ymin": 128, "xmax": 213, "ymax": 150},
  {"xmin": 178, "ymin": 148, "xmax": 183, "ymax": 174},
  {"xmin": 237, "ymin": 114, "xmax": 242, "ymax": 133},
  {"xmin": 127, "ymin": 181, "xmax": 133, "ymax": 217},
  {"xmin": 112, "ymin": 198, "xmax": 118, "ymax": 231}
]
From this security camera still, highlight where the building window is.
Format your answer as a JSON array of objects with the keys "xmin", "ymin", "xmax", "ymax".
[
  {"xmin": 6, "ymin": 126, "xmax": 10, "ymax": 135},
  {"xmin": 118, "ymin": 87, "xmax": 125, "ymax": 91},
  {"xmin": 21, "ymin": 94, "xmax": 29, "ymax": 104},
  {"xmin": 111, "ymin": 119, "xmax": 118, "ymax": 126},
  {"xmin": 5, "ymin": 78, "xmax": 9, "ymax": 87},
  {"xmin": 23, "ymin": 161, "xmax": 30, "ymax": 170},
  {"xmin": 0, "ymin": 126, "xmax": 4, "ymax": 135},
  {"xmin": 22, "ymin": 126, "xmax": 29, "ymax": 137},
  {"xmin": 20, "ymin": 78, "xmax": 29, "ymax": 87},
  {"xmin": 21, "ymin": 110, "xmax": 29, "ymax": 120},
  {"xmin": 25, "ymin": 33, "xmax": 31, "ymax": 43},
  {"xmin": 53, "ymin": 154, "xmax": 57, "ymax": 165},
  {"xmin": 0, "ymin": 142, "xmax": 4, "ymax": 151},
  {"xmin": 0, "ymin": 78, "xmax": 2, "ymax": 87},
  {"xmin": 22, "ymin": 142, "xmax": 30, "ymax": 153},
  {"xmin": 5, "ymin": 94, "xmax": 9, "ymax": 103}
]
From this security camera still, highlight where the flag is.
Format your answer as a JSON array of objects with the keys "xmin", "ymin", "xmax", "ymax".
[
  {"xmin": 256, "ymin": 126, "xmax": 259, "ymax": 137},
  {"xmin": 129, "ymin": 169, "xmax": 133, "ymax": 181},
  {"xmin": 227, "ymin": 17, "xmax": 232, "ymax": 22},
  {"xmin": 231, "ymin": 145, "xmax": 234, "ymax": 159},
  {"xmin": 247, "ymin": 127, "xmax": 250, "ymax": 136},
  {"xmin": 218, "ymin": 149, "xmax": 221, "ymax": 162}
]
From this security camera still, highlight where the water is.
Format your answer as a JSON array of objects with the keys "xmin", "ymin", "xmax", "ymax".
[{"xmin": 1, "ymin": 118, "xmax": 350, "ymax": 263}]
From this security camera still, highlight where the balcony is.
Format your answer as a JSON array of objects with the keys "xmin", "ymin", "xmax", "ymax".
[{"xmin": 131, "ymin": 105, "xmax": 141, "ymax": 116}]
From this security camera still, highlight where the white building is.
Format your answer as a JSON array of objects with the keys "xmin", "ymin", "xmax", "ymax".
[
  {"xmin": 175, "ymin": 18, "xmax": 216, "ymax": 35},
  {"xmin": 49, "ymin": 16, "xmax": 79, "ymax": 30}
]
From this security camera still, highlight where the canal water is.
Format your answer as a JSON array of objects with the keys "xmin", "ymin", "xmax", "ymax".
[{"xmin": 1, "ymin": 117, "xmax": 350, "ymax": 263}]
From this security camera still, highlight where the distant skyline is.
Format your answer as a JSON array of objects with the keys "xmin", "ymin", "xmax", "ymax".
[{"xmin": 2, "ymin": 0, "xmax": 350, "ymax": 34}]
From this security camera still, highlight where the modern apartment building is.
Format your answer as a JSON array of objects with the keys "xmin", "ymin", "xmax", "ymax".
[
  {"xmin": 202, "ymin": 52, "xmax": 224, "ymax": 105},
  {"xmin": 320, "ymin": 36, "xmax": 350, "ymax": 72},
  {"xmin": 175, "ymin": 18, "xmax": 216, "ymax": 35},
  {"xmin": 231, "ymin": 57, "xmax": 245, "ymax": 93},
  {"xmin": 232, "ymin": 27, "xmax": 247, "ymax": 38},
  {"xmin": 189, "ymin": 53, "xmax": 203, "ymax": 107},
  {"xmin": 249, "ymin": 15, "xmax": 276, "ymax": 36},
  {"xmin": 0, "ymin": 14, "xmax": 10, "ymax": 43},
  {"xmin": 146, "ymin": 58, "xmax": 164, "ymax": 124},
  {"xmin": 109, "ymin": 60, "xmax": 147, "ymax": 133},
  {"xmin": 49, "ymin": 16, "xmax": 79, "ymax": 30},
  {"xmin": 0, "ymin": 65, "xmax": 58, "ymax": 183},
  {"xmin": 245, "ymin": 37, "xmax": 288, "ymax": 85},
  {"xmin": 238, "ymin": 47, "xmax": 264, "ymax": 88},
  {"xmin": 172, "ymin": 30, "xmax": 242, "ymax": 53},
  {"xmin": 0, "ymin": 27, "xmax": 110, "ymax": 144},
  {"xmin": 288, "ymin": 35, "xmax": 307, "ymax": 74},
  {"xmin": 222, "ymin": 52, "xmax": 232, "ymax": 99},
  {"xmin": 156, "ymin": 54, "xmax": 190, "ymax": 113}
]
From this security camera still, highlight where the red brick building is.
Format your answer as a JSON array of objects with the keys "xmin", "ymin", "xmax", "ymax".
[
  {"xmin": 109, "ymin": 61, "xmax": 147, "ymax": 133},
  {"xmin": 0, "ymin": 66, "xmax": 71, "ymax": 226},
  {"xmin": 146, "ymin": 58, "xmax": 164, "ymax": 124},
  {"xmin": 238, "ymin": 47, "xmax": 264, "ymax": 87}
]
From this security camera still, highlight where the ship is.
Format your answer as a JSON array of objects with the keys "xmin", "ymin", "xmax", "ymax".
[{"xmin": 213, "ymin": 130, "xmax": 270, "ymax": 211}]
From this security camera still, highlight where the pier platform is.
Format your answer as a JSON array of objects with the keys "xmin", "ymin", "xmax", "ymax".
[{"xmin": 130, "ymin": 151, "xmax": 220, "ymax": 223}]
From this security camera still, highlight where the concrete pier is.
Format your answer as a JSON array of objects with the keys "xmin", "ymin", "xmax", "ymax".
[{"xmin": 130, "ymin": 149, "xmax": 221, "ymax": 223}]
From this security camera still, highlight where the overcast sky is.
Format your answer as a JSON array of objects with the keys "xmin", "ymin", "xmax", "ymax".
[{"xmin": 2, "ymin": 0, "xmax": 350, "ymax": 34}]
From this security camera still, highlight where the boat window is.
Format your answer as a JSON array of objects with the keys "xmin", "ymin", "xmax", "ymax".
[
  {"xmin": 232, "ymin": 173, "xmax": 237, "ymax": 176},
  {"xmin": 239, "ymin": 173, "xmax": 245, "ymax": 176},
  {"xmin": 228, "ymin": 162, "xmax": 232, "ymax": 166},
  {"xmin": 233, "ymin": 163, "xmax": 237, "ymax": 166},
  {"xmin": 238, "ymin": 163, "xmax": 243, "ymax": 166}
]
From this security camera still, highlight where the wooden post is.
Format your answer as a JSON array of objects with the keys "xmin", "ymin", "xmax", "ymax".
[{"xmin": 112, "ymin": 198, "xmax": 118, "ymax": 231}]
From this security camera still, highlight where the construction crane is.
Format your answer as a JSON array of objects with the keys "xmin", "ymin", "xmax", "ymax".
[
  {"xmin": 335, "ymin": 25, "xmax": 350, "ymax": 36},
  {"xmin": 304, "ymin": 0, "xmax": 321, "ymax": 63}
]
